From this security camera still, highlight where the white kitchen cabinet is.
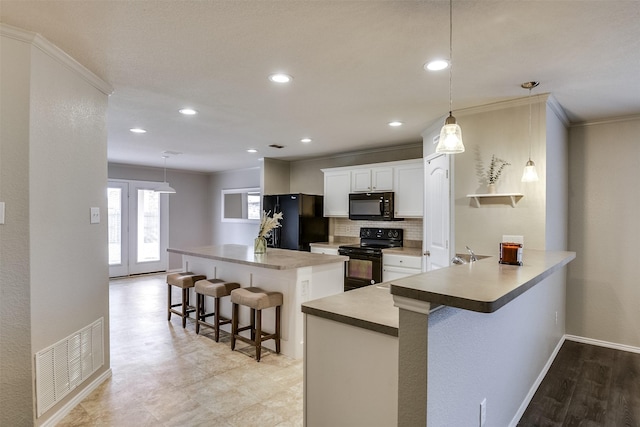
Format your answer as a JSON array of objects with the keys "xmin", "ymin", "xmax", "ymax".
[
  {"xmin": 393, "ymin": 160, "xmax": 424, "ymax": 217},
  {"xmin": 322, "ymin": 159, "xmax": 422, "ymax": 218},
  {"xmin": 322, "ymin": 169, "xmax": 351, "ymax": 217},
  {"xmin": 310, "ymin": 246, "xmax": 339, "ymax": 256},
  {"xmin": 351, "ymin": 167, "xmax": 393, "ymax": 192},
  {"xmin": 383, "ymin": 253, "xmax": 422, "ymax": 282}
]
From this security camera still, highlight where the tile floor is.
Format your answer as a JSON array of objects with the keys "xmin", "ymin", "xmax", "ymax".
[{"xmin": 57, "ymin": 274, "xmax": 303, "ymax": 426}]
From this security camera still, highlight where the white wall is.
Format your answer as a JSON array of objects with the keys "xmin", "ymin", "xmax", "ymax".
[
  {"xmin": 420, "ymin": 96, "xmax": 570, "ymax": 425},
  {"xmin": 567, "ymin": 116, "xmax": 640, "ymax": 348},
  {"xmin": 427, "ymin": 270, "xmax": 566, "ymax": 426},
  {"xmin": 450, "ymin": 96, "xmax": 551, "ymax": 255},
  {"xmin": 0, "ymin": 26, "xmax": 112, "ymax": 426},
  {"xmin": 108, "ymin": 163, "xmax": 212, "ymax": 269},
  {"xmin": 210, "ymin": 167, "xmax": 261, "ymax": 245},
  {"xmin": 0, "ymin": 30, "xmax": 34, "ymax": 427}
]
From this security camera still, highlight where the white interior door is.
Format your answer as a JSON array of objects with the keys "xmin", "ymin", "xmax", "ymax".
[
  {"xmin": 424, "ymin": 154, "xmax": 452, "ymax": 271},
  {"xmin": 108, "ymin": 180, "xmax": 169, "ymax": 277}
]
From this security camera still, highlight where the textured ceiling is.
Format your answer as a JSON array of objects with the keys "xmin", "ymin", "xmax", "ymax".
[{"xmin": 2, "ymin": 1, "xmax": 639, "ymax": 172}]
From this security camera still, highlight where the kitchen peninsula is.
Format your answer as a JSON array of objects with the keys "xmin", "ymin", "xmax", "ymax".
[
  {"xmin": 302, "ymin": 249, "xmax": 576, "ymax": 426},
  {"xmin": 168, "ymin": 244, "xmax": 347, "ymax": 359}
]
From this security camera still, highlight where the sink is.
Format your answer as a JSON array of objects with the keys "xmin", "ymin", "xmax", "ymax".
[{"xmin": 453, "ymin": 253, "xmax": 491, "ymax": 264}]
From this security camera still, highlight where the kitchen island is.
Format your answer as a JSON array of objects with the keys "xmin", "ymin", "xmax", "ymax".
[
  {"xmin": 302, "ymin": 249, "xmax": 576, "ymax": 426},
  {"xmin": 168, "ymin": 244, "xmax": 347, "ymax": 359}
]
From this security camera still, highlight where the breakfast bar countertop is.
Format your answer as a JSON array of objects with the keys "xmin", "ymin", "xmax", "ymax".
[
  {"xmin": 390, "ymin": 249, "xmax": 576, "ymax": 313},
  {"xmin": 302, "ymin": 249, "xmax": 576, "ymax": 336},
  {"xmin": 168, "ymin": 244, "xmax": 347, "ymax": 271}
]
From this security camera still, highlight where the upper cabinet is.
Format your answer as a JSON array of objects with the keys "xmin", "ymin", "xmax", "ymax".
[
  {"xmin": 394, "ymin": 161, "xmax": 424, "ymax": 217},
  {"xmin": 351, "ymin": 167, "xmax": 393, "ymax": 192},
  {"xmin": 322, "ymin": 159, "xmax": 423, "ymax": 218},
  {"xmin": 323, "ymin": 169, "xmax": 351, "ymax": 217}
]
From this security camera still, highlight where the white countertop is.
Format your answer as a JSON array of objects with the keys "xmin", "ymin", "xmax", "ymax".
[{"xmin": 168, "ymin": 244, "xmax": 347, "ymax": 270}]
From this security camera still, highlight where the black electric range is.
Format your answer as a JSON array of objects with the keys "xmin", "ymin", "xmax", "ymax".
[{"xmin": 338, "ymin": 227, "xmax": 403, "ymax": 291}]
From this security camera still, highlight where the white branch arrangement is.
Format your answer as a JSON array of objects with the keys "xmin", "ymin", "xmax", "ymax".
[
  {"xmin": 487, "ymin": 155, "xmax": 510, "ymax": 184},
  {"xmin": 258, "ymin": 210, "xmax": 283, "ymax": 238}
]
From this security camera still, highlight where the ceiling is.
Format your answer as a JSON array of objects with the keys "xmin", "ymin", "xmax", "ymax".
[{"xmin": 2, "ymin": 1, "xmax": 639, "ymax": 173}]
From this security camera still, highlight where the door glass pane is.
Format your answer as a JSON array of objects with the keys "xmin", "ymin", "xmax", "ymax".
[
  {"xmin": 137, "ymin": 190, "xmax": 160, "ymax": 263},
  {"xmin": 107, "ymin": 188, "xmax": 122, "ymax": 265}
]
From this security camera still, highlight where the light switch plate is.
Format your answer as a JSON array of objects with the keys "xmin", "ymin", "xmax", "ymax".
[
  {"xmin": 0, "ymin": 202, "xmax": 5, "ymax": 224},
  {"xmin": 90, "ymin": 207, "xmax": 100, "ymax": 224}
]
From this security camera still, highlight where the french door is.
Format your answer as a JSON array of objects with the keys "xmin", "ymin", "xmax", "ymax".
[{"xmin": 108, "ymin": 180, "xmax": 169, "ymax": 277}]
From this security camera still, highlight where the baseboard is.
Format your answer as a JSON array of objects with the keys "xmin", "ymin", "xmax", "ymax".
[
  {"xmin": 39, "ymin": 368, "xmax": 112, "ymax": 427},
  {"xmin": 508, "ymin": 335, "xmax": 566, "ymax": 427},
  {"xmin": 564, "ymin": 334, "xmax": 640, "ymax": 354},
  {"xmin": 509, "ymin": 334, "xmax": 640, "ymax": 426}
]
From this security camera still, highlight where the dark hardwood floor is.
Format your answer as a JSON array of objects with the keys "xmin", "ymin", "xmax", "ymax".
[{"xmin": 519, "ymin": 340, "xmax": 640, "ymax": 427}]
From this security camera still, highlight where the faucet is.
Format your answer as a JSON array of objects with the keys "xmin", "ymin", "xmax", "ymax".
[{"xmin": 466, "ymin": 246, "xmax": 478, "ymax": 262}]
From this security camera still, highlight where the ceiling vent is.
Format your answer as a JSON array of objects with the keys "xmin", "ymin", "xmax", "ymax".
[{"xmin": 269, "ymin": 144, "xmax": 285, "ymax": 149}]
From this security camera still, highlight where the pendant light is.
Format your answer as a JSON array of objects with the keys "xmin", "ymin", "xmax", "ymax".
[
  {"xmin": 521, "ymin": 81, "xmax": 540, "ymax": 182},
  {"xmin": 436, "ymin": 0, "xmax": 465, "ymax": 154},
  {"xmin": 155, "ymin": 155, "xmax": 176, "ymax": 194}
]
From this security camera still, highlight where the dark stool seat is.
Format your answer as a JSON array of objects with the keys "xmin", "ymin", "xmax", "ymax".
[
  {"xmin": 166, "ymin": 272, "xmax": 206, "ymax": 328},
  {"xmin": 194, "ymin": 279, "xmax": 240, "ymax": 341},
  {"xmin": 230, "ymin": 287, "xmax": 283, "ymax": 362}
]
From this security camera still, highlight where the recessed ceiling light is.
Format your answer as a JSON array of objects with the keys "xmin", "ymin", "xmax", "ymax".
[
  {"xmin": 247, "ymin": 149, "xmax": 258, "ymax": 153},
  {"xmin": 269, "ymin": 73, "xmax": 293, "ymax": 83},
  {"xmin": 178, "ymin": 108, "xmax": 197, "ymax": 115},
  {"xmin": 129, "ymin": 128, "xmax": 147, "ymax": 134},
  {"xmin": 424, "ymin": 60, "xmax": 449, "ymax": 71},
  {"xmin": 301, "ymin": 138, "xmax": 312, "ymax": 143},
  {"xmin": 388, "ymin": 121, "xmax": 403, "ymax": 127}
]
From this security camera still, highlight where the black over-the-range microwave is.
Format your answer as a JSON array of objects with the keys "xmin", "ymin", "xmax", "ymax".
[{"xmin": 348, "ymin": 192, "xmax": 400, "ymax": 221}]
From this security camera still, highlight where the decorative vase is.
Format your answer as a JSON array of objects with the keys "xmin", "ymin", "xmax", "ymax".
[
  {"xmin": 487, "ymin": 183, "xmax": 497, "ymax": 194},
  {"xmin": 254, "ymin": 237, "xmax": 267, "ymax": 254}
]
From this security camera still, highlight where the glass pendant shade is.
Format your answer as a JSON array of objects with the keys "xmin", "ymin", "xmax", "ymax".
[
  {"xmin": 436, "ymin": 113, "xmax": 465, "ymax": 154},
  {"xmin": 521, "ymin": 159, "xmax": 539, "ymax": 182}
]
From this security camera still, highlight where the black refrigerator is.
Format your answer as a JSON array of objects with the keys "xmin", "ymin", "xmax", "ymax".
[{"xmin": 262, "ymin": 194, "xmax": 328, "ymax": 252}]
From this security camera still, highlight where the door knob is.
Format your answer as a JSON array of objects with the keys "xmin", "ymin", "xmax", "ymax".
[{"xmin": 424, "ymin": 251, "xmax": 431, "ymax": 256}]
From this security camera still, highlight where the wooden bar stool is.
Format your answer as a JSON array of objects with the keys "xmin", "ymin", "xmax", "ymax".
[
  {"xmin": 194, "ymin": 279, "xmax": 240, "ymax": 341},
  {"xmin": 166, "ymin": 272, "xmax": 206, "ymax": 328},
  {"xmin": 230, "ymin": 287, "xmax": 283, "ymax": 362}
]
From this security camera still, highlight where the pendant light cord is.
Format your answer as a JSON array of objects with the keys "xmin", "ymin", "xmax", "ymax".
[
  {"xmin": 448, "ymin": 0, "xmax": 453, "ymax": 115},
  {"xmin": 163, "ymin": 156, "xmax": 168, "ymax": 183},
  {"xmin": 528, "ymin": 87, "xmax": 532, "ymax": 161}
]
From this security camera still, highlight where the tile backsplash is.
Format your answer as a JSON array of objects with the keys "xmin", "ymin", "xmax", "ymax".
[{"xmin": 330, "ymin": 218, "xmax": 423, "ymax": 247}]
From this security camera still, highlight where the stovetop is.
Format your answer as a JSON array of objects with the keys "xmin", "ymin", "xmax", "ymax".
[{"xmin": 338, "ymin": 227, "xmax": 404, "ymax": 252}]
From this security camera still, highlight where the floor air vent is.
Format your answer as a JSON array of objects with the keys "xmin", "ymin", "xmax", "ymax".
[{"xmin": 35, "ymin": 318, "xmax": 104, "ymax": 417}]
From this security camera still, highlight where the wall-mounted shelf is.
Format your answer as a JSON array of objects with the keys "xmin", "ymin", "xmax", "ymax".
[{"xmin": 466, "ymin": 193, "xmax": 524, "ymax": 208}]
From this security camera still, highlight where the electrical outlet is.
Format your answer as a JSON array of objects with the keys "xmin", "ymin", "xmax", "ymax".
[
  {"xmin": 301, "ymin": 280, "xmax": 310, "ymax": 300},
  {"xmin": 480, "ymin": 398, "xmax": 487, "ymax": 426}
]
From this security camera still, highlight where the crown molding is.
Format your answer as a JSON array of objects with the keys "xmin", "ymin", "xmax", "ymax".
[
  {"xmin": 570, "ymin": 113, "xmax": 640, "ymax": 128},
  {"xmin": 0, "ymin": 23, "xmax": 113, "ymax": 96}
]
